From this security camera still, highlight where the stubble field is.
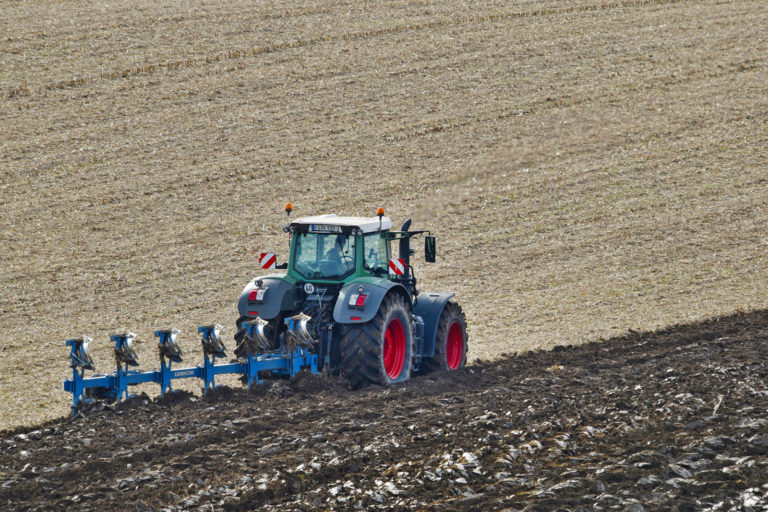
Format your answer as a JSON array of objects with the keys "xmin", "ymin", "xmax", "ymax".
[{"xmin": 1, "ymin": 0, "xmax": 767, "ymax": 433}]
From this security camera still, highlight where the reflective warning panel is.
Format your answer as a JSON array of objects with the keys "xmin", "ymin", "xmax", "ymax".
[
  {"xmin": 389, "ymin": 258, "xmax": 406, "ymax": 275},
  {"xmin": 259, "ymin": 252, "xmax": 277, "ymax": 269}
]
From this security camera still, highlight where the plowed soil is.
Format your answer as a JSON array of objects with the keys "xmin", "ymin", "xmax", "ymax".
[{"xmin": 3, "ymin": 310, "xmax": 768, "ymax": 510}]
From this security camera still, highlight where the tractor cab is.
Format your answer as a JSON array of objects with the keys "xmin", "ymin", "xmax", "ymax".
[{"xmin": 287, "ymin": 214, "xmax": 393, "ymax": 283}]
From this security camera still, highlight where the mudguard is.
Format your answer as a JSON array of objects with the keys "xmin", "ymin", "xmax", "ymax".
[
  {"xmin": 333, "ymin": 279, "xmax": 411, "ymax": 324},
  {"xmin": 413, "ymin": 292, "xmax": 456, "ymax": 358},
  {"xmin": 237, "ymin": 276, "xmax": 297, "ymax": 320}
]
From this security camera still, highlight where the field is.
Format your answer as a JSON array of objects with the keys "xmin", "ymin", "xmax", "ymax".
[
  {"xmin": 2, "ymin": 311, "xmax": 768, "ymax": 510},
  {"xmin": 1, "ymin": 0, "xmax": 767, "ymax": 445}
]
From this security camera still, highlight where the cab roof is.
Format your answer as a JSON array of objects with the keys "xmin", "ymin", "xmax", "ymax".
[{"xmin": 291, "ymin": 214, "xmax": 392, "ymax": 234}]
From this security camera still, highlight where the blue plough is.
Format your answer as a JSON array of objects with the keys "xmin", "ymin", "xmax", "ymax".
[{"xmin": 63, "ymin": 320, "xmax": 318, "ymax": 418}]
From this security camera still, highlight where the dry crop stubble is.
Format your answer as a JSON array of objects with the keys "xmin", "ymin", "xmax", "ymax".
[{"xmin": 1, "ymin": 0, "xmax": 767, "ymax": 430}]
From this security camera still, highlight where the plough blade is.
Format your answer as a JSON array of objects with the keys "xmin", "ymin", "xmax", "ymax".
[
  {"xmin": 199, "ymin": 324, "xmax": 226, "ymax": 358},
  {"xmin": 236, "ymin": 318, "xmax": 272, "ymax": 358},
  {"xmin": 67, "ymin": 336, "xmax": 94, "ymax": 370},
  {"xmin": 285, "ymin": 312, "xmax": 313, "ymax": 351},
  {"xmin": 156, "ymin": 328, "xmax": 183, "ymax": 363},
  {"xmin": 112, "ymin": 333, "xmax": 139, "ymax": 367}
]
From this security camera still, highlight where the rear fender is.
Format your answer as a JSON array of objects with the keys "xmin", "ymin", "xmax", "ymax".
[
  {"xmin": 237, "ymin": 276, "xmax": 296, "ymax": 320},
  {"xmin": 333, "ymin": 280, "xmax": 411, "ymax": 324},
  {"xmin": 413, "ymin": 292, "xmax": 455, "ymax": 358}
]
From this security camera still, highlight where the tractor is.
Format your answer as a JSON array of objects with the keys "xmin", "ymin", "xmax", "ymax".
[{"xmin": 233, "ymin": 206, "xmax": 468, "ymax": 387}]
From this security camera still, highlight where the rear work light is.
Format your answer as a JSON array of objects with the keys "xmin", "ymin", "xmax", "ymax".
[{"xmin": 349, "ymin": 293, "xmax": 367, "ymax": 308}]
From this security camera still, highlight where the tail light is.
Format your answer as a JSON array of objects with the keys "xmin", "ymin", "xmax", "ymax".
[
  {"xmin": 349, "ymin": 293, "xmax": 367, "ymax": 308},
  {"xmin": 248, "ymin": 288, "xmax": 267, "ymax": 302}
]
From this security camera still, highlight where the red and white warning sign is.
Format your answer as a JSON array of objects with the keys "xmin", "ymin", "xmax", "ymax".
[
  {"xmin": 389, "ymin": 258, "xmax": 406, "ymax": 275},
  {"xmin": 259, "ymin": 252, "xmax": 277, "ymax": 269}
]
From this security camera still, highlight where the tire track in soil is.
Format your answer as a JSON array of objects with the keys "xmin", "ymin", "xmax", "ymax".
[
  {"xmin": 16, "ymin": 0, "xmax": 696, "ymax": 97},
  {"xmin": 2, "ymin": 309, "xmax": 767, "ymax": 510}
]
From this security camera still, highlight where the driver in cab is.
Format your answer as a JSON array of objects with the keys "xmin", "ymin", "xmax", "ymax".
[{"xmin": 320, "ymin": 235, "xmax": 354, "ymax": 276}]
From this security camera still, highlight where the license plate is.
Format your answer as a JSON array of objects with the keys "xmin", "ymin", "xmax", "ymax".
[{"xmin": 310, "ymin": 224, "xmax": 342, "ymax": 233}]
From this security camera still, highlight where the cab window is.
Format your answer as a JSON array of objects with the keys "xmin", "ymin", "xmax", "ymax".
[
  {"xmin": 363, "ymin": 232, "xmax": 390, "ymax": 274},
  {"xmin": 294, "ymin": 232, "xmax": 356, "ymax": 280}
]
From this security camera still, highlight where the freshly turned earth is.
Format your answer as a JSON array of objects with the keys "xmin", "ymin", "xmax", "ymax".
[{"xmin": 2, "ymin": 309, "xmax": 768, "ymax": 511}]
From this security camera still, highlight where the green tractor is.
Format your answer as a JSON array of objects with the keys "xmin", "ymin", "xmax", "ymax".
[{"xmin": 234, "ymin": 206, "xmax": 468, "ymax": 387}]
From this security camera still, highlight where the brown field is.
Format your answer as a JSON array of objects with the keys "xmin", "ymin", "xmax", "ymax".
[{"xmin": 1, "ymin": 0, "xmax": 767, "ymax": 431}]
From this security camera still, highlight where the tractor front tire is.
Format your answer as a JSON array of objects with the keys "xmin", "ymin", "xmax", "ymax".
[
  {"xmin": 340, "ymin": 293, "xmax": 414, "ymax": 388},
  {"xmin": 423, "ymin": 301, "xmax": 468, "ymax": 372}
]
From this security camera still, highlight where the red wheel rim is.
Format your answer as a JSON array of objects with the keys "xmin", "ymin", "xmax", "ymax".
[
  {"xmin": 383, "ymin": 318, "xmax": 406, "ymax": 379},
  {"xmin": 446, "ymin": 322, "xmax": 463, "ymax": 370}
]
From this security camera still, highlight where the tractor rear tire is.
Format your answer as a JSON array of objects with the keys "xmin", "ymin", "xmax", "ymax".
[
  {"xmin": 233, "ymin": 315, "xmax": 248, "ymax": 352},
  {"xmin": 340, "ymin": 293, "xmax": 414, "ymax": 388},
  {"xmin": 423, "ymin": 301, "xmax": 468, "ymax": 372}
]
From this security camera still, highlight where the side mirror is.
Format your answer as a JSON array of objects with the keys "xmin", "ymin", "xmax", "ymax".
[{"xmin": 424, "ymin": 236, "xmax": 436, "ymax": 263}]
